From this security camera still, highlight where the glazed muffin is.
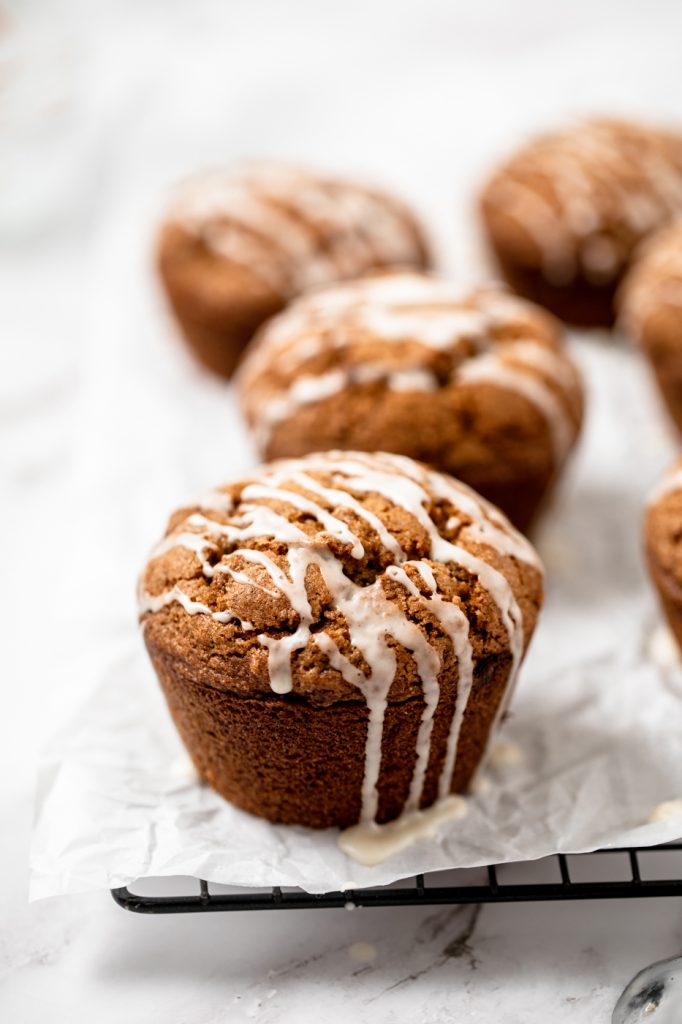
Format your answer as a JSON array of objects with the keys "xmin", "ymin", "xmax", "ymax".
[
  {"xmin": 238, "ymin": 271, "xmax": 584, "ymax": 533},
  {"xmin": 480, "ymin": 118, "xmax": 682, "ymax": 326},
  {"xmin": 619, "ymin": 220, "xmax": 682, "ymax": 432},
  {"xmin": 157, "ymin": 163, "xmax": 430, "ymax": 378},
  {"xmin": 645, "ymin": 457, "xmax": 682, "ymax": 648},
  {"xmin": 139, "ymin": 450, "xmax": 543, "ymax": 830}
]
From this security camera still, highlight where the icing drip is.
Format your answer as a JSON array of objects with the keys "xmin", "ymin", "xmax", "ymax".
[
  {"xmin": 483, "ymin": 178, "xmax": 577, "ymax": 284},
  {"xmin": 243, "ymin": 483, "xmax": 366, "ymax": 558},
  {"xmin": 648, "ymin": 799, "xmax": 682, "ymax": 823},
  {"xmin": 386, "ymin": 562, "xmax": 474, "ymax": 799},
  {"xmin": 140, "ymin": 451, "xmax": 540, "ymax": 829},
  {"xmin": 484, "ymin": 119, "xmax": 682, "ymax": 284},
  {"xmin": 338, "ymin": 795, "xmax": 468, "ymax": 866},
  {"xmin": 168, "ymin": 163, "xmax": 424, "ymax": 298},
  {"xmin": 139, "ymin": 584, "xmax": 245, "ymax": 626},
  {"xmin": 279, "ymin": 471, "xmax": 405, "ymax": 559},
  {"xmin": 239, "ymin": 272, "xmax": 578, "ymax": 461}
]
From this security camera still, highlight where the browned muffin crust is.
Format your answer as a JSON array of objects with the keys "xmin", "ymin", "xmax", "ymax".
[
  {"xmin": 619, "ymin": 221, "xmax": 682, "ymax": 433},
  {"xmin": 645, "ymin": 458, "xmax": 682, "ymax": 648},
  {"xmin": 237, "ymin": 272, "xmax": 584, "ymax": 533},
  {"xmin": 139, "ymin": 451, "xmax": 543, "ymax": 829},
  {"xmin": 157, "ymin": 164, "xmax": 430, "ymax": 378},
  {"xmin": 480, "ymin": 119, "xmax": 682, "ymax": 326}
]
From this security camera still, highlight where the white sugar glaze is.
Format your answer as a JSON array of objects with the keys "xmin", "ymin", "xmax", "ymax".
[
  {"xmin": 168, "ymin": 163, "xmax": 424, "ymax": 298},
  {"xmin": 139, "ymin": 451, "xmax": 541, "ymax": 854},
  {"xmin": 484, "ymin": 119, "xmax": 682, "ymax": 284},
  {"xmin": 483, "ymin": 178, "xmax": 577, "ymax": 285},
  {"xmin": 386, "ymin": 561, "xmax": 474, "ymax": 800},
  {"xmin": 338, "ymin": 795, "xmax": 468, "ymax": 866},
  {"xmin": 648, "ymin": 799, "xmax": 682, "ymax": 823},
  {"xmin": 239, "ymin": 273, "xmax": 579, "ymax": 461}
]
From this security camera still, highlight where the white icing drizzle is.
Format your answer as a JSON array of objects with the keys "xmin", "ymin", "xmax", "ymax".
[
  {"xmin": 242, "ymin": 483, "xmax": 365, "ymax": 558},
  {"xmin": 196, "ymin": 489, "xmax": 234, "ymax": 513},
  {"xmin": 139, "ymin": 584, "xmax": 241, "ymax": 625},
  {"xmin": 150, "ymin": 529, "xmax": 215, "ymax": 565},
  {"xmin": 335, "ymin": 449, "xmax": 542, "ymax": 570},
  {"xmin": 140, "ymin": 452, "xmax": 540, "ymax": 830},
  {"xmin": 484, "ymin": 119, "xmax": 682, "ymax": 284},
  {"xmin": 280, "ymin": 471, "xmax": 405, "ymax": 559},
  {"xmin": 168, "ymin": 163, "xmax": 424, "ymax": 298},
  {"xmin": 239, "ymin": 273, "xmax": 578, "ymax": 462},
  {"xmin": 482, "ymin": 178, "xmax": 577, "ymax": 284},
  {"xmin": 457, "ymin": 352, "xmax": 572, "ymax": 459},
  {"xmin": 387, "ymin": 561, "xmax": 474, "ymax": 799},
  {"xmin": 386, "ymin": 368, "xmax": 439, "ymax": 392}
]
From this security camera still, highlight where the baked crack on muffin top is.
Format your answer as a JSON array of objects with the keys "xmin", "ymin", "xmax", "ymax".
[{"xmin": 139, "ymin": 451, "xmax": 543, "ymax": 828}]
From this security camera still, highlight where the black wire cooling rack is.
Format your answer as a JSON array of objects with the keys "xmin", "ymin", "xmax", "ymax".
[{"xmin": 112, "ymin": 843, "xmax": 682, "ymax": 914}]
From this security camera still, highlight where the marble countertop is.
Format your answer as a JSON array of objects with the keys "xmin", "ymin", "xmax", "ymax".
[
  {"xmin": 7, "ymin": 825, "xmax": 682, "ymax": 1022},
  {"xmin": 4, "ymin": 0, "xmax": 682, "ymax": 1019}
]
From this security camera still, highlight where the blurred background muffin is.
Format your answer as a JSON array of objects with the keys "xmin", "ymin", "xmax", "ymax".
[
  {"xmin": 480, "ymin": 119, "xmax": 682, "ymax": 327},
  {"xmin": 157, "ymin": 163, "xmax": 430, "ymax": 377},
  {"xmin": 619, "ymin": 219, "xmax": 682, "ymax": 432},
  {"xmin": 238, "ymin": 271, "xmax": 584, "ymax": 532}
]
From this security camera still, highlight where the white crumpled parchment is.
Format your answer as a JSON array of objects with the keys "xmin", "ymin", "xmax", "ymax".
[
  {"xmin": 27, "ymin": 191, "xmax": 682, "ymax": 898},
  {"xmin": 29, "ymin": 624, "xmax": 682, "ymax": 898}
]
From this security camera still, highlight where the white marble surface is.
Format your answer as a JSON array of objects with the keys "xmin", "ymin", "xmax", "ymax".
[{"xmin": 4, "ymin": 0, "xmax": 682, "ymax": 1019}]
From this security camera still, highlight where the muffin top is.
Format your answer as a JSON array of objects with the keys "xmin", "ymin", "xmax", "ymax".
[
  {"xmin": 646, "ymin": 458, "xmax": 682, "ymax": 590},
  {"xmin": 140, "ymin": 450, "xmax": 543, "ymax": 712},
  {"xmin": 158, "ymin": 162, "xmax": 429, "ymax": 304},
  {"xmin": 238, "ymin": 271, "xmax": 583, "ymax": 463},
  {"xmin": 481, "ymin": 118, "xmax": 682, "ymax": 288},
  {"xmin": 619, "ymin": 220, "xmax": 682, "ymax": 338}
]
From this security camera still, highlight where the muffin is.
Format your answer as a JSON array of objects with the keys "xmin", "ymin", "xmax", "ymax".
[
  {"xmin": 139, "ymin": 450, "xmax": 543, "ymax": 830},
  {"xmin": 237, "ymin": 271, "xmax": 584, "ymax": 533},
  {"xmin": 157, "ymin": 163, "xmax": 430, "ymax": 378},
  {"xmin": 645, "ymin": 458, "xmax": 682, "ymax": 648},
  {"xmin": 480, "ymin": 118, "xmax": 682, "ymax": 326},
  {"xmin": 619, "ymin": 220, "xmax": 682, "ymax": 432}
]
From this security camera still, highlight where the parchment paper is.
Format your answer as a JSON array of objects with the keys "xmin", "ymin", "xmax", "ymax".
[{"xmin": 29, "ymin": 313, "xmax": 682, "ymax": 897}]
